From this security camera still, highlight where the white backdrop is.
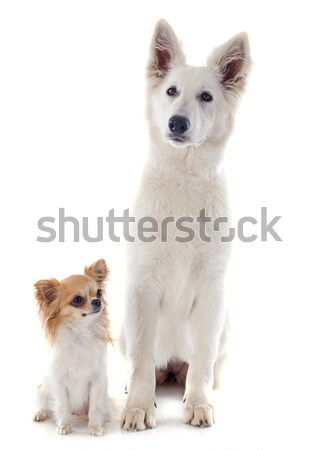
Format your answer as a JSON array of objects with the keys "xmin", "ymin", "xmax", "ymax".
[{"xmin": 1, "ymin": 1, "xmax": 320, "ymax": 449}]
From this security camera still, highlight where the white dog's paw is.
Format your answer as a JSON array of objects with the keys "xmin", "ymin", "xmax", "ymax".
[
  {"xmin": 121, "ymin": 407, "xmax": 156, "ymax": 431},
  {"xmin": 90, "ymin": 425, "xmax": 105, "ymax": 436},
  {"xmin": 32, "ymin": 411, "xmax": 48, "ymax": 422},
  {"xmin": 57, "ymin": 424, "xmax": 72, "ymax": 435},
  {"xmin": 183, "ymin": 402, "xmax": 214, "ymax": 427}
]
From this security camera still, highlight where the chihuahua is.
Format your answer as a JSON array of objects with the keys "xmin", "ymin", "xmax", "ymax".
[{"xmin": 32, "ymin": 259, "xmax": 111, "ymax": 436}]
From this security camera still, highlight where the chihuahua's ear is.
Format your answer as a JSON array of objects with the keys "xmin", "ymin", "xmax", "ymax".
[
  {"xmin": 207, "ymin": 32, "xmax": 251, "ymax": 98},
  {"xmin": 84, "ymin": 259, "xmax": 109, "ymax": 283},
  {"xmin": 34, "ymin": 278, "xmax": 60, "ymax": 305},
  {"xmin": 147, "ymin": 19, "xmax": 186, "ymax": 80}
]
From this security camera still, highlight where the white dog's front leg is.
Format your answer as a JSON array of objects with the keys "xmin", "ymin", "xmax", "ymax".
[
  {"xmin": 183, "ymin": 280, "xmax": 226, "ymax": 427},
  {"xmin": 121, "ymin": 285, "xmax": 159, "ymax": 431}
]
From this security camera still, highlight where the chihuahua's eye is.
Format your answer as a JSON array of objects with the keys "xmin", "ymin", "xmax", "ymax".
[
  {"xmin": 96, "ymin": 289, "xmax": 103, "ymax": 298},
  {"xmin": 200, "ymin": 91, "xmax": 213, "ymax": 102},
  {"xmin": 166, "ymin": 86, "xmax": 177, "ymax": 96},
  {"xmin": 71, "ymin": 296, "xmax": 84, "ymax": 307}
]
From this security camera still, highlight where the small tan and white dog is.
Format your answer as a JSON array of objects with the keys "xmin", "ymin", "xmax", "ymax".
[
  {"xmin": 33, "ymin": 259, "xmax": 111, "ymax": 436},
  {"xmin": 121, "ymin": 20, "xmax": 251, "ymax": 430}
]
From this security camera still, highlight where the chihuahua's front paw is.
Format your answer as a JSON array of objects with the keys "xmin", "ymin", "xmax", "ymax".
[
  {"xmin": 121, "ymin": 407, "xmax": 156, "ymax": 431},
  {"xmin": 183, "ymin": 402, "xmax": 214, "ymax": 427},
  {"xmin": 57, "ymin": 424, "xmax": 72, "ymax": 435},
  {"xmin": 90, "ymin": 426, "xmax": 105, "ymax": 436},
  {"xmin": 33, "ymin": 411, "xmax": 48, "ymax": 422}
]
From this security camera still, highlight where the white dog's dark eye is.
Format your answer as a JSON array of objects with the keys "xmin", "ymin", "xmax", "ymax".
[
  {"xmin": 71, "ymin": 296, "xmax": 83, "ymax": 307},
  {"xmin": 96, "ymin": 289, "xmax": 103, "ymax": 298},
  {"xmin": 166, "ymin": 86, "xmax": 177, "ymax": 96},
  {"xmin": 201, "ymin": 91, "xmax": 213, "ymax": 102}
]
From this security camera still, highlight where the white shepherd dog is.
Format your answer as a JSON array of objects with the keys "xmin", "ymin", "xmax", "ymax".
[{"xmin": 121, "ymin": 19, "xmax": 251, "ymax": 430}]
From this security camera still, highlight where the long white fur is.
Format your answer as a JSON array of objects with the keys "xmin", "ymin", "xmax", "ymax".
[
  {"xmin": 33, "ymin": 281, "xmax": 110, "ymax": 436},
  {"xmin": 121, "ymin": 19, "xmax": 251, "ymax": 430}
]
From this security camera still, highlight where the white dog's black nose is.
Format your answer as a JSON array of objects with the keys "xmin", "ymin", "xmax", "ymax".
[
  {"xmin": 91, "ymin": 299, "xmax": 101, "ymax": 308},
  {"xmin": 168, "ymin": 115, "xmax": 190, "ymax": 136}
]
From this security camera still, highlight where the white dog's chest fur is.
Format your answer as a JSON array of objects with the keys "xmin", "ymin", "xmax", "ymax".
[{"xmin": 128, "ymin": 152, "xmax": 231, "ymax": 368}]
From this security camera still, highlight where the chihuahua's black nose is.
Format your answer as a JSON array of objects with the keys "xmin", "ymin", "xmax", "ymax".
[
  {"xmin": 168, "ymin": 115, "xmax": 190, "ymax": 136},
  {"xmin": 91, "ymin": 299, "xmax": 101, "ymax": 308}
]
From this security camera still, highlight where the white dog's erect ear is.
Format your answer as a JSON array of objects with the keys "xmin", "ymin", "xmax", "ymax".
[
  {"xmin": 85, "ymin": 258, "xmax": 109, "ymax": 283},
  {"xmin": 147, "ymin": 19, "xmax": 186, "ymax": 80},
  {"xmin": 208, "ymin": 33, "xmax": 251, "ymax": 97}
]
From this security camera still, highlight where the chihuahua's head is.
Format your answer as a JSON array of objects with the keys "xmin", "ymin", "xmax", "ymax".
[{"xmin": 34, "ymin": 259, "xmax": 111, "ymax": 344}]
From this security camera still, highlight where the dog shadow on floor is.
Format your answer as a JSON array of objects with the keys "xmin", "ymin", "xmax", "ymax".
[{"xmin": 32, "ymin": 383, "xmax": 190, "ymax": 435}]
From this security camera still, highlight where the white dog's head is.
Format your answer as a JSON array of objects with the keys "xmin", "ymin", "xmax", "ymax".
[{"xmin": 146, "ymin": 19, "xmax": 251, "ymax": 149}]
